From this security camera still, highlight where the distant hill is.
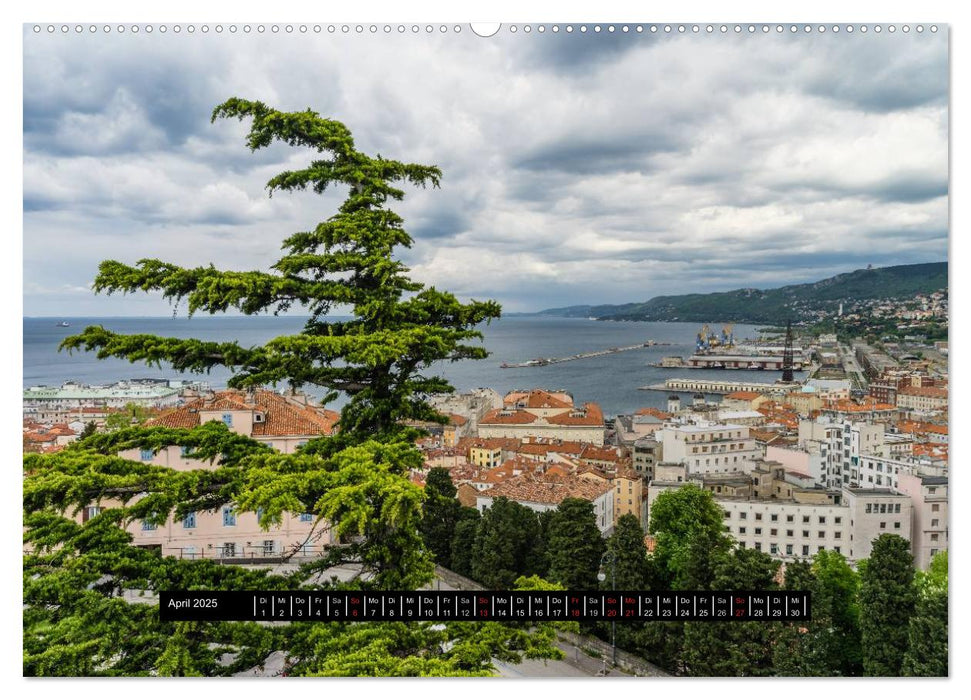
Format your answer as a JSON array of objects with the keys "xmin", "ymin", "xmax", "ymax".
[{"xmin": 537, "ymin": 262, "xmax": 947, "ymax": 324}]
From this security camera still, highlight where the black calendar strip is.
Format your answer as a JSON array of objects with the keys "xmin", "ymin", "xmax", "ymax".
[{"xmin": 160, "ymin": 590, "xmax": 810, "ymax": 622}]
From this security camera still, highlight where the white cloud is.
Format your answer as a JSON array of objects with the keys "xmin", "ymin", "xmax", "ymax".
[{"xmin": 23, "ymin": 28, "xmax": 948, "ymax": 316}]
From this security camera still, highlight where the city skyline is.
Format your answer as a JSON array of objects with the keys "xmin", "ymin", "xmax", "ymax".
[{"xmin": 24, "ymin": 26, "xmax": 947, "ymax": 317}]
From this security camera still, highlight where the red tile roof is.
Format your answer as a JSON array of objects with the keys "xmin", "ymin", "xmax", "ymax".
[
  {"xmin": 485, "ymin": 473, "xmax": 613, "ymax": 505},
  {"xmin": 898, "ymin": 386, "xmax": 948, "ymax": 399},
  {"xmin": 148, "ymin": 390, "xmax": 339, "ymax": 437},
  {"xmin": 725, "ymin": 391, "xmax": 763, "ymax": 400},
  {"xmin": 545, "ymin": 403, "xmax": 605, "ymax": 427},
  {"xmin": 504, "ymin": 389, "xmax": 574, "ymax": 410},
  {"xmin": 896, "ymin": 420, "xmax": 948, "ymax": 436},
  {"xmin": 635, "ymin": 407, "xmax": 672, "ymax": 420}
]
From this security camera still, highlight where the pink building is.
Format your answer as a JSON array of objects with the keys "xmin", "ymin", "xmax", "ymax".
[
  {"xmin": 97, "ymin": 390, "xmax": 340, "ymax": 560},
  {"xmin": 896, "ymin": 473, "xmax": 948, "ymax": 570}
]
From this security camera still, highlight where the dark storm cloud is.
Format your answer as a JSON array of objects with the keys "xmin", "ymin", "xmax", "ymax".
[
  {"xmin": 511, "ymin": 29, "xmax": 651, "ymax": 73},
  {"xmin": 513, "ymin": 134, "xmax": 679, "ymax": 174},
  {"xmin": 799, "ymin": 33, "xmax": 949, "ymax": 113}
]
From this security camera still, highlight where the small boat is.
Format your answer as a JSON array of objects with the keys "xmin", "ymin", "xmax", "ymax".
[{"xmin": 56, "ymin": 321, "xmax": 70, "ymax": 327}]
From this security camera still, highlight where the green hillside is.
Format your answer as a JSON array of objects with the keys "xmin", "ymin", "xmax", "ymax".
[{"xmin": 538, "ymin": 262, "xmax": 947, "ymax": 324}]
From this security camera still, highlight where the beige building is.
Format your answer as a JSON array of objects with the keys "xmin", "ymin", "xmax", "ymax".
[
  {"xmin": 721, "ymin": 391, "xmax": 770, "ymax": 412},
  {"xmin": 477, "ymin": 390, "xmax": 605, "ymax": 446},
  {"xmin": 896, "ymin": 386, "xmax": 948, "ymax": 413},
  {"xmin": 784, "ymin": 392, "xmax": 824, "ymax": 416},
  {"xmin": 97, "ymin": 390, "xmax": 340, "ymax": 560},
  {"xmin": 657, "ymin": 420, "xmax": 761, "ymax": 475}
]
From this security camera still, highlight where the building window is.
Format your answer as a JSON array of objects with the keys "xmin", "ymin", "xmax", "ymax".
[
  {"xmin": 770, "ymin": 544, "xmax": 778, "ymax": 554},
  {"xmin": 770, "ymin": 528, "xmax": 778, "ymax": 536},
  {"xmin": 755, "ymin": 513, "xmax": 762, "ymax": 521},
  {"xmin": 880, "ymin": 504, "xmax": 887, "ymax": 514},
  {"xmin": 771, "ymin": 514, "xmax": 778, "ymax": 522},
  {"xmin": 932, "ymin": 504, "xmax": 940, "ymax": 512},
  {"xmin": 834, "ymin": 546, "xmax": 841, "ymax": 553},
  {"xmin": 180, "ymin": 445, "xmax": 190, "ymax": 457},
  {"xmin": 786, "ymin": 515, "xmax": 794, "ymax": 523},
  {"xmin": 786, "ymin": 544, "xmax": 793, "ymax": 555},
  {"xmin": 866, "ymin": 504, "xmax": 872, "ymax": 514},
  {"xmin": 802, "ymin": 545, "xmax": 810, "ymax": 556},
  {"xmin": 786, "ymin": 530, "xmax": 793, "ymax": 537},
  {"xmin": 879, "ymin": 522, "xmax": 886, "ymax": 530},
  {"xmin": 140, "ymin": 448, "xmax": 154, "ymax": 461},
  {"xmin": 300, "ymin": 512, "xmax": 314, "ymax": 522},
  {"xmin": 82, "ymin": 506, "xmax": 102, "ymax": 522},
  {"xmin": 818, "ymin": 531, "xmax": 825, "ymax": 538},
  {"xmin": 894, "ymin": 503, "xmax": 901, "ymax": 513},
  {"xmin": 802, "ymin": 530, "xmax": 809, "ymax": 538},
  {"xmin": 739, "ymin": 512, "xmax": 747, "ymax": 520},
  {"xmin": 819, "ymin": 516, "xmax": 826, "ymax": 524},
  {"xmin": 262, "ymin": 540, "xmax": 276, "ymax": 555},
  {"xmin": 931, "ymin": 519, "xmax": 939, "ymax": 527},
  {"xmin": 223, "ymin": 507, "xmax": 237, "ymax": 527},
  {"xmin": 182, "ymin": 512, "xmax": 196, "ymax": 529},
  {"xmin": 754, "ymin": 542, "xmax": 762, "ymax": 551},
  {"xmin": 754, "ymin": 528, "xmax": 762, "ymax": 535},
  {"xmin": 222, "ymin": 413, "xmax": 233, "ymax": 427},
  {"xmin": 894, "ymin": 522, "xmax": 901, "ymax": 530},
  {"xmin": 802, "ymin": 515, "xmax": 810, "ymax": 523},
  {"xmin": 142, "ymin": 519, "xmax": 157, "ymax": 531},
  {"xmin": 928, "ymin": 487, "xmax": 936, "ymax": 494},
  {"xmin": 835, "ymin": 517, "xmax": 842, "ymax": 524},
  {"xmin": 222, "ymin": 542, "xmax": 236, "ymax": 557}
]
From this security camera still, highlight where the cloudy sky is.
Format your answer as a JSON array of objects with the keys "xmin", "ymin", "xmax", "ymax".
[{"xmin": 22, "ymin": 25, "xmax": 948, "ymax": 316}]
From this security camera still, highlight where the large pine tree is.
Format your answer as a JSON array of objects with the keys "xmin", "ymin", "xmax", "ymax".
[
  {"xmin": 22, "ymin": 100, "xmax": 570, "ymax": 677},
  {"xmin": 859, "ymin": 534, "xmax": 917, "ymax": 676}
]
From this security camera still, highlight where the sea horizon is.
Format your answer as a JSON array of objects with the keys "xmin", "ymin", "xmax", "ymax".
[{"xmin": 23, "ymin": 316, "xmax": 803, "ymax": 418}]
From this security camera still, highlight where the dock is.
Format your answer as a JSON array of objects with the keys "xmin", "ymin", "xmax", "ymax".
[
  {"xmin": 500, "ymin": 341, "xmax": 667, "ymax": 369},
  {"xmin": 650, "ymin": 354, "xmax": 806, "ymax": 370},
  {"xmin": 639, "ymin": 378, "xmax": 801, "ymax": 395}
]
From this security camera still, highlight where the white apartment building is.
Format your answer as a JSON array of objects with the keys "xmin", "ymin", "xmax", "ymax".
[
  {"xmin": 798, "ymin": 418, "xmax": 885, "ymax": 488},
  {"xmin": 657, "ymin": 421, "xmax": 761, "ymax": 475},
  {"xmin": 856, "ymin": 454, "xmax": 948, "ymax": 491},
  {"xmin": 647, "ymin": 482, "xmax": 912, "ymax": 565}
]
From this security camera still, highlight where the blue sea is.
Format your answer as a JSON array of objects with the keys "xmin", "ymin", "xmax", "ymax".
[{"xmin": 22, "ymin": 316, "xmax": 803, "ymax": 417}]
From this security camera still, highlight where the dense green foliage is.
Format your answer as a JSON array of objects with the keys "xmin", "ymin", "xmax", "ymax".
[
  {"xmin": 20, "ymin": 100, "xmax": 576, "ymax": 678},
  {"xmin": 902, "ymin": 550, "xmax": 948, "ymax": 677},
  {"xmin": 546, "ymin": 498, "xmax": 605, "ymax": 590},
  {"xmin": 859, "ymin": 534, "xmax": 917, "ymax": 676},
  {"xmin": 680, "ymin": 548, "xmax": 782, "ymax": 676},
  {"xmin": 648, "ymin": 484, "xmax": 731, "ymax": 589},
  {"xmin": 448, "ymin": 507, "xmax": 481, "ymax": 579},
  {"xmin": 773, "ymin": 550, "xmax": 863, "ymax": 676},
  {"xmin": 470, "ymin": 497, "xmax": 544, "ymax": 588},
  {"xmin": 103, "ymin": 402, "xmax": 155, "ymax": 432},
  {"xmin": 606, "ymin": 514, "xmax": 649, "ymax": 591},
  {"xmin": 419, "ymin": 468, "xmax": 463, "ymax": 569},
  {"xmin": 539, "ymin": 262, "xmax": 947, "ymax": 324}
]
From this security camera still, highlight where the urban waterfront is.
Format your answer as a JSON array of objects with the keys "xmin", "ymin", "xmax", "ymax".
[{"xmin": 23, "ymin": 315, "xmax": 803, "ymax": 417}]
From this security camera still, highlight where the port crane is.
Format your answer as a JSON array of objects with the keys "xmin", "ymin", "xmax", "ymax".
[{"xmin": 696, "ymin": 323, "xmax": 735, "ymax": 353}]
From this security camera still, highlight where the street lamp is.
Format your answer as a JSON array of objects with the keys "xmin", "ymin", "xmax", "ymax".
[{"xmin": 598, "ymin": 551, "xmax": 617, "ymax": 667}]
